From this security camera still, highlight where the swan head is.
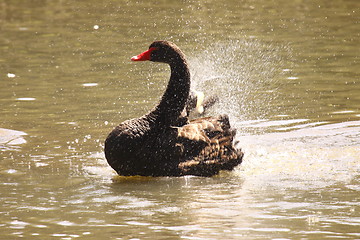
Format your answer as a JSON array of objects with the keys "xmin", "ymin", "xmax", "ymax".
[{"xmin": 131, "ymin": 40, "xmax": 185, "ymax": 64}]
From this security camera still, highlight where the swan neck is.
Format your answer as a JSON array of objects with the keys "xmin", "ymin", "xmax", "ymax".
[{"xmin": 150, "ymin": 57, "xmax": 190, "ymax": 126}]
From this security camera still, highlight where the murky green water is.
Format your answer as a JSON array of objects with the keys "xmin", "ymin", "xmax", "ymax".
[{"xmin": 1, "ymin": 0, "xmax": 359, "ymax": 239}]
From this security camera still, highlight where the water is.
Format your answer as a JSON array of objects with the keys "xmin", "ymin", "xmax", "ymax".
[{"xmin": 1, "ymin": 0, "xmax": 359, "ymax": 239}]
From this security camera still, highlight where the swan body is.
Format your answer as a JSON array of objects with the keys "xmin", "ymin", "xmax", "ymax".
[{"xmin": 104, "ymin": 41, "xmax": 243, "ymax": 176}]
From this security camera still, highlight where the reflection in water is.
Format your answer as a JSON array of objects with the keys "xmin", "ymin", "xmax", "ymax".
[
  {"xmin": 1, "ymin": 123, "xmax": 359, "ymax": 238},
  {"xmin": 0, "ymin": 0, "xmax": 359, "ymax": 239}
]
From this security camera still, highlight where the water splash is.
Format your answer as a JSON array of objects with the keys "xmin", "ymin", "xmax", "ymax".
[
  {"xmin": 236, "ymin": 120, "xmax": 360, "ymax": 190},
  {"xmin": 188, "ymin": 41, "xmax": 360, "ymax": 191},
  {"xmin": 189, "ymin": 39, "xmax": 287, "ymax": 124}
]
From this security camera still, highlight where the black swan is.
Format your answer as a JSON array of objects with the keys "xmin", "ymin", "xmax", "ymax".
[{"xmin": 104, "ymin": 41, "xmax": 243, "ymax": 177}]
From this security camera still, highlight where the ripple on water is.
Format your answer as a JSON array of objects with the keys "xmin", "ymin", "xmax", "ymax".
[
  {"xmin": 56, "ymin": 221, "xmax": 76, "ymax": 226},
  {"xmin": 9, "ymin": 220, "xmax": 30, "ymax": 229},
  {"xmin": 237, "ymin": 120, "xmax": 360, "ymax": 190},
  {"xmin": 16, "ymin": 97, "xmax": 36, "ymax": 101},
  {"xmin": 82, "ymin": 83, "xmax": 98, "ymax": 87}
]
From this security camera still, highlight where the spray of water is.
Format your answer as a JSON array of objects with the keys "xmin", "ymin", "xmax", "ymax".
[
  {"xmin": 188, "ymin": 40, "xmax": 360, "ymax": 190},
  {"xmin": 189, "ymin": 39, "xmax": 286, "ymax": 127}
]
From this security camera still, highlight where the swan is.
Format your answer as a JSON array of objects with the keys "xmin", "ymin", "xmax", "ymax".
[{"xmin": 104, "ymin": 40, "xmax": 243, "ymax": 176}]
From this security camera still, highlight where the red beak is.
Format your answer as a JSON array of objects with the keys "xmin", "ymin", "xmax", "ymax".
[{"xmin": 131, "ymin": 47, "xmax": 157, "ymax": 61}]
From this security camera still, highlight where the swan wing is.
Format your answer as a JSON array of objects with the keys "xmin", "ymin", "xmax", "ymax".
[{"xmin": 176, "ymin": 115, "xmax": 243, "ymax": 176}]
